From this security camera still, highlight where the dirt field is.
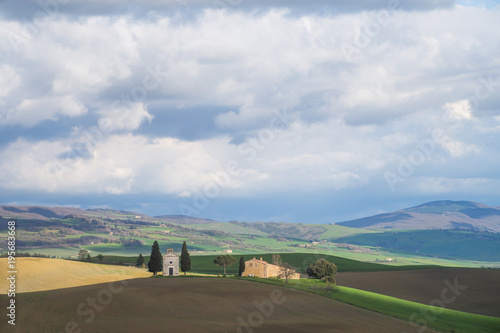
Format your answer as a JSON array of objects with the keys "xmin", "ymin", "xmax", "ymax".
[
  {"xmin": 0, "ymin": 258, "xmax": 150, "ymax": 293},
  {"xmin": 0, "ymin": 277, "xmax": 439, "ymax": 333},
  {"xmin": 337, "ymin": 268, "xmax": 500, "ymax": 317}
]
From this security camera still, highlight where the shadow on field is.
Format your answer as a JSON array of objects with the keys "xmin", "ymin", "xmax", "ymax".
[
  {"xmin": 0, "ymin": 277, "xmax": 440, "ymax": 333},
  {"xmin": 337, "ymin": 268, "xmax": 500, "ymax": 317}
]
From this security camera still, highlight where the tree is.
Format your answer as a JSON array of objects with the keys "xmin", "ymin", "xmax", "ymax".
[
  {"xmin": 279, "ymin": 262, "xmax": 296, "ymax": 283},
  {"xmin": 238, "ymin": 256, "xmax": 245, "ymax": 277},
  {"xmin": 272, "ymin": 254, "xmax": 282, "ymax": 267},
  {"xmin": 136, "ymin": 253, "xmax": 144, "ymax": 268},
  {"xmin": 180, "ymin": 241, "xmax": 191, "ymax": 276},
  {"xmin": 306, "ymin": 259, "xmax": 337, "ymax": 282},
  {"xmin": 86, "ymin": 254, "xmax": 92, "ymax": 262},
  {"xmin": 78, "ymin": 249, "xmax": 89, "ymax": 261},
  {"xmin": 147, "ymin": 241, "xmax": 163, "ymax": 275},
  {"xmin": 97, "ymin": 254, "xmax": 104, "ymax": 262},
  {"xmin": 324, "ymin": 275, "xmax": 336, "ymax": 285},
  {"xmin": 213, "ymin": 254, "xmax": 236, "ymax": 276}
]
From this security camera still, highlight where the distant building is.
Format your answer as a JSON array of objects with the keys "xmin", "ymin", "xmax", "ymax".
[
  {"xmin": 135, "ymin": 215, "xmax": 141, "ymax": 219},
  {"xmin": 222, "ymin": 249, "xmax": 232, "ymax": 254},
  {"xmin": 242, "ymin": 257, "xmax": 300, "ymax": 280},
  {"xmin": 163, "ymin": 249, "xmax": 179, "ymax": 276}
]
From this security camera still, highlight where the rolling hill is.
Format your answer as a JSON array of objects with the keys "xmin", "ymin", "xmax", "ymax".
[
  {"xmin": 2, "ymin": 201, "xmax": 500, "ymax": 263},
  {"xmin": 0, "ymin": 258, "xmax": 150, "ymax": 293},
  {"xmin": 0, "ymin": 277, "xmax": 442, "ymax": 333},
  {"xmin": 336, "ymin": 200, "xmax": 500, "ymax": 232}
]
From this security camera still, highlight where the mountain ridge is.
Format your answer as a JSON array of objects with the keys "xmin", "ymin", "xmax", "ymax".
[
  {"xmin": 2, "ymin": 200, "xmax": 500, "ymax": 233},
  {"xmin": 336, "ymin": 200, "xmax": 500, "ymax": 232}
]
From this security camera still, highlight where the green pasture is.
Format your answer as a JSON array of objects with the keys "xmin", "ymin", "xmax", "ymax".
[
  {"xmin": 188, "ymin": 253, "xmax": 442, "ymax": 275},
  {"xmin": 338, "ymin": 229, "xmax": 500, "ymax": 261}
]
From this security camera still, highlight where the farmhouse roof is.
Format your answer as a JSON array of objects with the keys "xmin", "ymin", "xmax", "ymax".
[{"xmin": 248, "ymin": 257, "xmax": 271, "ymax": 265}]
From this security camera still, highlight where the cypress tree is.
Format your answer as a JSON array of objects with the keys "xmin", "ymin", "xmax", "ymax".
[
  {"xmin": 180, "ymin": 241, "xmax": 191, "ymax": 276},
  {"xmin": 136, "ymin": 253, "xmax": 145, "ymax": 267},
  {"xmin": 238, "ymin": 256, "xmax": 245, "ymax": 277},
  {"xmin": 147, "ymin": 241, "xmax": 162, "ymax": 275}
]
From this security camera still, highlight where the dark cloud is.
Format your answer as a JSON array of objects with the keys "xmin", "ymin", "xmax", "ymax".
[{"xmin": 0, "ymin": 0, "xmax": 457, "ymax": 21}]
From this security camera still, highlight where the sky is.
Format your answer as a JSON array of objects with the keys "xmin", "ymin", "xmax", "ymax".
[{"xmin": 0, "ymin": 0, "xmax": 499, "ymax": 223}]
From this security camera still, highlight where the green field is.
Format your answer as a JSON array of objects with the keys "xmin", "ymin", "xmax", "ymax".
[
  {"xmin": 339, "ymin": 229, "xmax": 500, "ymax": 261},
  {"xmin": 4, "ymin": 211, "xmax": 500, "ymax": 268},
  {"xmin": 189, "ymin": 253, "xmax": 441, "ymax": 275},
  {"xmin": 63, "ymin": 252, "xmax": 442, "ymax": 274}
]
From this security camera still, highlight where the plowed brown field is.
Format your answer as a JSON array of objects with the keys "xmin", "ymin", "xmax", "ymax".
[
  {"xmin": 1, "ymin": 277, "xmax": 439, "ymax": 333},
  {"xmin": 337, "ymin": 268, "xmax": 500, "ymax": 317}
]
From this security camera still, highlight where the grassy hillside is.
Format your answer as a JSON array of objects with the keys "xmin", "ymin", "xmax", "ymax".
[
  {"xmin": 317, "ymin": 223, "xmax": 378, "ymax": 239},
  {"xmin": 0, "ymin": 258, "xmax": 149, "ymax": 293},
  {"xmin": 338, "ymin": 229, "xmax": 500, "ymax": 261},
  {"xmin": 336, "ymin": 268, "xmax": 500, "ymax": 317},
  {"xmin": 2, "ymin": 204, "xmax": 500, "ymax": 266},
  {"xmin": 189, "ymin": 253, "xmax": 441, "ymax": 275},
  {"xmin": 178, "ymin": 222, "xmax": 268, "ymax": 236}
]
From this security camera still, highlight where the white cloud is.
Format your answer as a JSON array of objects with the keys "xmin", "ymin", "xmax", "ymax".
[
  {"xmin": 0, "ymin": 65, "xmax": 20, "ymax": 99},
  {"xmin": 2, "ymin": 95, "xmax": 87, "ymax": 127},
  {"xmin": 444, "ymin": 99, "xmax": 473, "ymax": 120},
  {"xmin": 97, "ymin": 102, "xmax": 153, "ymax": 132},
  {"xmin": 0, "ymin": 134, "xmax": 233, "ymax": 195},
  {"xmin": 439, "ymin": 137, "xmax": 480, "ymax": 157}
]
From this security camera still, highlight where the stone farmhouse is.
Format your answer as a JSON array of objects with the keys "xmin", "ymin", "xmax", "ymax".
[
  {"xmin": 242, "ymin": 257, "xmax": 300, "ymax": 280},
  {"xmin": 163, "ymin": 249, "xmax": 179, "ymax": 276}
]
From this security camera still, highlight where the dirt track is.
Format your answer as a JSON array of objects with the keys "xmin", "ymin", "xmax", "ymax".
[
  {"xmin": 337, "ymin": 268, "xmax": 500, "ymax": 317},
  {"xmin": 1, "ymin": 277, "xmax": 439, "ymax": 333}
]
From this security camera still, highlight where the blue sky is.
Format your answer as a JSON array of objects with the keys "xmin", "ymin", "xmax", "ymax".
[{"xmin": 0, "ymin": 0, "xmax": 499, "ymax": 223}]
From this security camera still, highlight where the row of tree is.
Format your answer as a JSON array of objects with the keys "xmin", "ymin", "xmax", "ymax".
[
  {"xmin": 78, "ymin": 249, "xmax": 104, "ymax": 262},
  {"xmin": 144, "ymin": 240, "xmax": 337, "ymax": 284}
]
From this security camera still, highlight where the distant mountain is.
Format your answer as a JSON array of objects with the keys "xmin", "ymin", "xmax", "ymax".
[
  {"xmin": 2, "ymin": 202, "xmax": 499, "ymax": 261},
  {"xmin": 0, "ymin": 206, "xmax": 152, "ymax": 221},
  {"xmin": 0, "ymin": 205, "xmax": 85, "ymax": 219},
  {"xmin": 154, "ymin": 215, "xmax": 218, "ymax": 224},
  {"xmin": 0, "ymin": 205, "xmax": 221, "ymax": 225},
  {"xmin": 336, "ymin": 201, "xmax": 500, "ymax": 232}
]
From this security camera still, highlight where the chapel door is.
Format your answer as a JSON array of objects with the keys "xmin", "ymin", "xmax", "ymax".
[{"xmin": 169, "ymin": 267, "xmax": 173, "ymax": 276}]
